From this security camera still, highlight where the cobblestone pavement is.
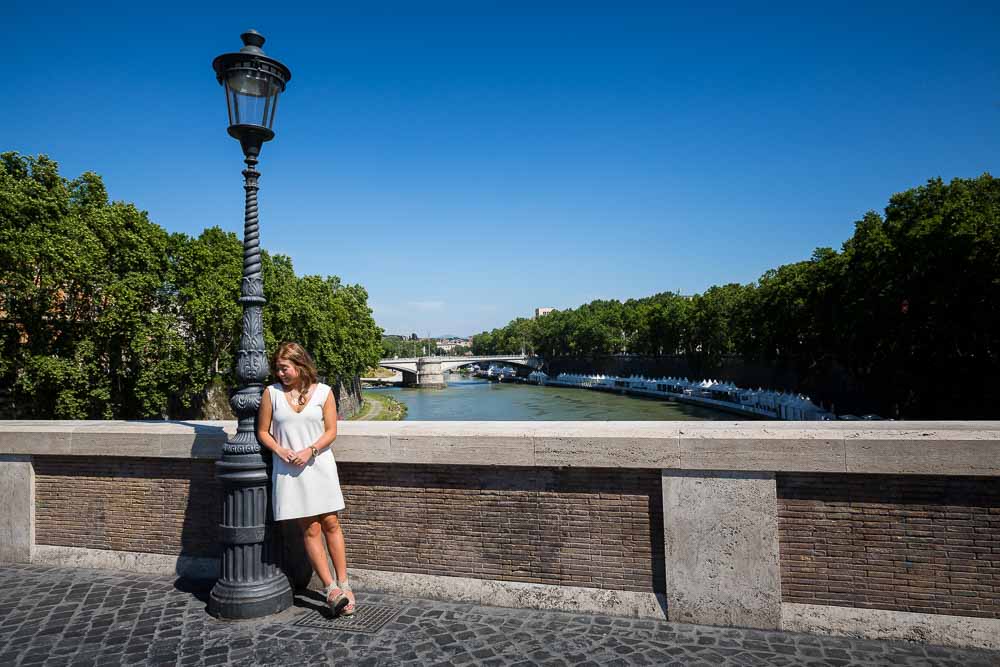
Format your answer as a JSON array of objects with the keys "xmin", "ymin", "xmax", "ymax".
[{"xmin": 1, "ymin": 565, "xmax": 998, "ymax": 666}]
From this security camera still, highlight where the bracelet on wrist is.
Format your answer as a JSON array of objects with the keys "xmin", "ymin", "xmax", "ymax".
[{"xmin": 310, "ymin": 446, "xmax": 319, "ymax": 458}]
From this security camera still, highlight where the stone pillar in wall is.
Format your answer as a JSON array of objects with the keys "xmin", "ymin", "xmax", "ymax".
[
  {"xmin": 661, "ymin": 470, "xmax": 781, "ymax": 629},
  {"xmin": 0, "ymin": 455, "xmax": 33, "ymax": 563}
]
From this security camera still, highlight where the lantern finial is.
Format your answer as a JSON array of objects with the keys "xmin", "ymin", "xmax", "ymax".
[{"xmin": 240, "ymin": 30, "xmax": 265, "ymax": 53}]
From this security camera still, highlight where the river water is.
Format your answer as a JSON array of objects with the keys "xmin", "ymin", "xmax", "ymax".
[{"xmin": 369, "ymin": 373, "xmax": 733, "ymax": 420}]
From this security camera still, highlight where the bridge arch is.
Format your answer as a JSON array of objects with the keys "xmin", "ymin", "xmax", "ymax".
[{"xmin": 439, "ymin": 359, "xmax": 538, "ymax": 373}]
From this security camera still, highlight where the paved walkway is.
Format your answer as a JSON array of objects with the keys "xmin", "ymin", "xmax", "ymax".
[
  {"xmin": 1, "ymin": 564, "xmax": 997, "ymax": 666},
  {"xmin": 361, "ymin": 395, "xmax": 385, "ymax": 419}
]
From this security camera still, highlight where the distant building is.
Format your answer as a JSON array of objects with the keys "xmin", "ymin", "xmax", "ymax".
[
  {"xmin": 534, "ymin": 307, "xmax": 554, "ymax": 319},
  {"xmin": 436, "ymin": 338, "xmax": 472, "ymax": 353}
]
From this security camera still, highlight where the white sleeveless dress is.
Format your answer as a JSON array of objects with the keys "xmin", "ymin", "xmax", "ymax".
[{"xmin": 267, "ymin": 382, "xmax": 346, "ymax": 521}]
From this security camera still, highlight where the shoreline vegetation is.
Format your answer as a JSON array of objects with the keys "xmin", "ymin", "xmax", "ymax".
[{"xmin": 350, "ymin": 391, "xmax": 407, "ymax": 421}]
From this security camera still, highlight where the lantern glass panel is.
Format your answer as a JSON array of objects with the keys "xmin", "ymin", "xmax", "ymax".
[{"xmin": 224, "ymin": 69, "xmax": 281, "ymax": 129}]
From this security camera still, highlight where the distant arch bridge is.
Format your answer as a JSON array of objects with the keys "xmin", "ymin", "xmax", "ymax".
[{"xmin": 377, "ymin": 354, "xmax": 541, "ymax": 388}]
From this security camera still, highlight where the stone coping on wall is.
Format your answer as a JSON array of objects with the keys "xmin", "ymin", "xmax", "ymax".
[{"xmin": 1, "ymin": 420, "xmax": 999, "ymax": 475}]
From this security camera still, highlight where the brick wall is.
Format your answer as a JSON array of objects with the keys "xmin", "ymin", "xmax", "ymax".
[
  {"xmin": 339, "ymin": 464, "xmax": 665, "ymax": 593},
  {"xmin": 34, "ymin": 457, "xmax": 220, "ymax": 557},
  {"xmin": 33, "ymin": 458, "xmax": 665, "ymax": 594},
  {"xmin": 778, "ymin": 473, "xmax": 1000, "ymax": 619}
]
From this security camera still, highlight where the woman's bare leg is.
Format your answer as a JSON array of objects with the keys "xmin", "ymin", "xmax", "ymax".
[
  {"xmin": 298, "ymin": 516, "xmax": 334, "ymax": 588},
  {"xmin": 320, "ymin": 513, "xmax": 348, "ymax": 583},
  {"xmin": 320, "ymin": 513, "xmax": 354, "ymax": 609}
]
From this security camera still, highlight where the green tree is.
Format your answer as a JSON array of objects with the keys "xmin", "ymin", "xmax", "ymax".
[
  {"xmin": 0, "ymin": 153, "xmax": 189, "ymax": 418},
  {"xmin": 1, "ymin": 152, "xmax": 384, "ymax": 419},
  {"xmin": 837, "ymin": 176, "xmax": 999, "ymax": 416},
  {"xmin": 169, "ymin": 226, "xmax": 243, "ymax": 404},
  {"xmin": 263, "ymin": 253, "xmax": 382, "ymax": 384},
  {"xmin": 685, "ymin": 284, "xmax": 750, "ymax": 368}
]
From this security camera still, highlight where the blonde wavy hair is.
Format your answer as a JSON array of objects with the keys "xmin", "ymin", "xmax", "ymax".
[{"xmin": 271, "ymin": 342, "xmax": 318, "ymax": 396}]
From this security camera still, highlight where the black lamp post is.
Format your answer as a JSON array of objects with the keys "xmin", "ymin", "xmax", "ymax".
[{"xmin": 208, "ymin": 29, "xmax": 292, "ymax": 620}]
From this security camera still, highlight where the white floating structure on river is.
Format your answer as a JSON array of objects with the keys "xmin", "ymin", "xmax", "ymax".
[{"xmin": 527, "ymin": 371, "xmax": 841, "ymax": 421}]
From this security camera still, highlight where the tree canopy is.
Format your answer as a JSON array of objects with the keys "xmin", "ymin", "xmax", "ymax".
[
  {"xmin": 472, "ymin": 174, "xmax": 999, "ymax": 419},
  {"xmin": 0, "ymin": 152, "xmax": 383, "ymax": 419}
]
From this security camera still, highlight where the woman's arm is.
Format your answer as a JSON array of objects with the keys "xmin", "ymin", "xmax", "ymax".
[
  {"xmin": 310, "ymin": 391, "xmax": 339, "ymax": 453},
  {"xmin": 256, "ymin": 389, "xmax": 283, "ymax": 454}
]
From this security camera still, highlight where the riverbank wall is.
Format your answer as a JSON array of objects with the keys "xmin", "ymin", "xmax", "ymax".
[{"xmin": 2, "ymin": 421, "xmax": 998, "ymax": 649}]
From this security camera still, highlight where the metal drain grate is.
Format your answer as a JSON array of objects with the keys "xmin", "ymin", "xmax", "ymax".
[{"xmin": 294, "ymin": 604, "xmax": 402, "ymax": 633}]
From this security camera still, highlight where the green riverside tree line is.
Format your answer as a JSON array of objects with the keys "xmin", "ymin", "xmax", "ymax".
[
  {"xmin": 473, "ymin": 174, "xmax": 999, "ymax": 419},
  {"xmin": 0, "ymin": 153, "xmax": 382, "ymax": 419}
]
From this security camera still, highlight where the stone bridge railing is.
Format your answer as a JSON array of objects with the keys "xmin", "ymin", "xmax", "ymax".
[{"xmin": 1, "ymin": 420, "xmax": 998, "ymax": 649}]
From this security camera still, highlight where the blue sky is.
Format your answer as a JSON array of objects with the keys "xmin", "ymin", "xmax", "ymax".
[{"xmin": 5, "ymin": 2, "xmax": 998, "ymax": 337}]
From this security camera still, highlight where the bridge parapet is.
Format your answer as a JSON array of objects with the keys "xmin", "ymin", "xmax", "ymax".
[{"xmin": 1, "ymin": 420, "xmax": 998, "ymax": 649}]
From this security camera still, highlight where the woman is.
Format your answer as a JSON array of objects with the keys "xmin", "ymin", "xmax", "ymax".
[{"xmin": 256, "ymin": 342, "xmax": 356, "ymax": 616}]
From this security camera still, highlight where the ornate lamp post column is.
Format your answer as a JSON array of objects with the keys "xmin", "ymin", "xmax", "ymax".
[{"xmin": 209, "ymin": 30, "xmax": 293, "ymax": 619}]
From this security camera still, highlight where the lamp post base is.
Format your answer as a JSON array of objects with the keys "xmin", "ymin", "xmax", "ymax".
[
  {"xmin": 209, "ymin": 447, "xmax": 294, "ymax": 620},
  {"xmin": 209, "ymin": 572, "xmax": 293, "ymax": 620}
]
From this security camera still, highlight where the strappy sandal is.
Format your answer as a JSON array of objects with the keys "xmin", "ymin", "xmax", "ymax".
[
  {"xmin": 338, "ymin": 579, "xmax": 356, "ymax": 616},
  {"xmin": 324, "ymin": 581, "xmax": 349, "ymax": 616}
]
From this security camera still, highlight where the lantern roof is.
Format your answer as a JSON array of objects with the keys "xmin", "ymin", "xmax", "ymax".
[{"xmin": 212, "ymin": 30, "xmax": 291, "ymax": 88}]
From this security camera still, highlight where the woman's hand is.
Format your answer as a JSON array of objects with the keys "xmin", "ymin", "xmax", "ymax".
[{"xmin": 276, "ymin": 447, "xmax": 310, "ymax": 467}]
